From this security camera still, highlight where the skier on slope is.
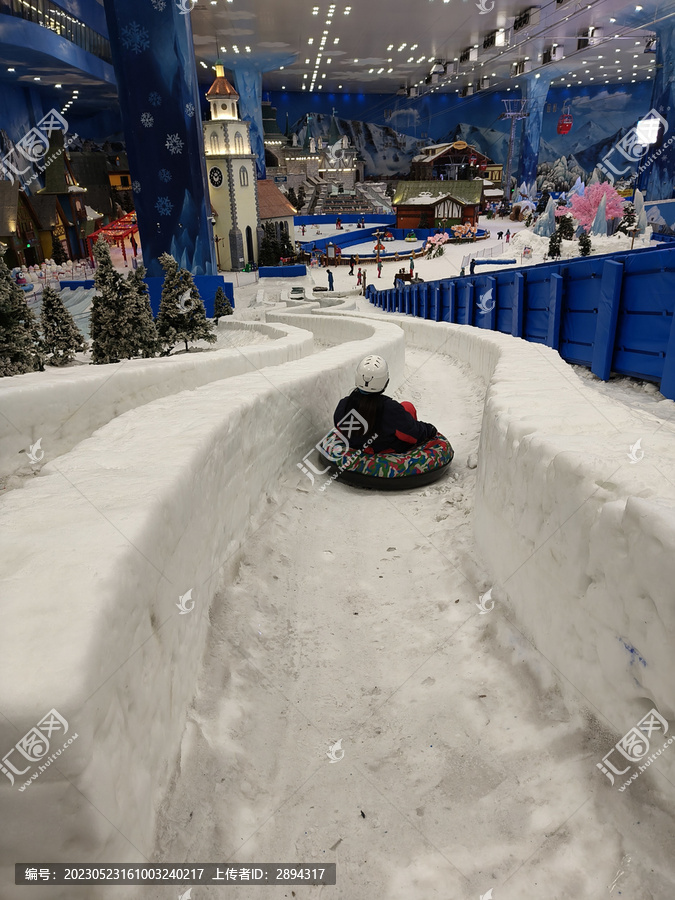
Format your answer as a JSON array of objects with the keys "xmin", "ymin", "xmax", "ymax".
[{"xmin": 333, "ymin": 356, "xmax": 437, "ymax": 454}]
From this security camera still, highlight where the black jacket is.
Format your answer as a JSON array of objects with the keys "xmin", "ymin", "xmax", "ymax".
[{"xmin": 333, "ymin": 391, "xmax": 437, "ymax": 454}]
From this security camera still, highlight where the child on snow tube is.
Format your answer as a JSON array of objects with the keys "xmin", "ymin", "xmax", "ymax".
[{"xmin": 330, "ymin": 356, "xmax": 454, "ymax": 489}]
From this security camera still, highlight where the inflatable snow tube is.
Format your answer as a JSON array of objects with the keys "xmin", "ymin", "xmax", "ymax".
[{"xmin": 331, "ymin": 433, "xmax": 454, "ymax": 491}]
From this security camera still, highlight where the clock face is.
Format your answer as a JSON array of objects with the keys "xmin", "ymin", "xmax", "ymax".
[{"xmin": 209, "ymin": 166, "xmax": 224, "ymax": 188}]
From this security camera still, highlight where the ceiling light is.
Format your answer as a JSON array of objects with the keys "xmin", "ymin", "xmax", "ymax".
[
  {"xmin": 8, "ymin": 67, "xmax": 15, "ymax": 72},
  {"xmin": 635, "ymin": 5, "xmax": 642, "ymax": 10},
  {"xmin": 387, "ymin": 44, "xmax": 393, "ymax": 51},
  {"xmin": 334, "ymin": 38, "xmax": 339, "ymax": 44},
  {"xmin": 200, "ymin": 61, "xmax": 207, "ymax": 68},
  {"xmin": 327, "ymin": 58, "xmax": 331, "ymax": 63},
  {"xmin": 338, "ymin": 84, "xmax": 342, "ymax": 88},
  {"xmin": 281, "ymin": 85, "xmax": 285, "ymax": 89},
  {"xmin": 34, "ymin": 76, "xmax": 40, "ymax": 81},
  {"xmin": 610, "ymin": 17, "xmax": 616, "ymax": 21},
  {"xmin": 344, "ymin": 6, "xmax": 351, "ymax": 12},
  {"xmin": 305, "ymin": 58, "xmax": 310, "ymax": 63},
  {"xmin": 308, "ymin": 38, "xmax": 313, "ymax": 44}
]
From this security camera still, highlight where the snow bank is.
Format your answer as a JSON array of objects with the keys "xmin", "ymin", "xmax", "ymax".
[
  {"xmin": 0, "ymin": 321, "xmax": 314, "ymax": 478},
  {"xmin": 0, "ymin": 315, "xmax": 404, "ymax": 899},
  {"xmin": 328, "ymin": 310, "xmax": 675, "ymax": 737}
]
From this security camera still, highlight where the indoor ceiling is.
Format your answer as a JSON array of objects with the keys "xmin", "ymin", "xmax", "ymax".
[{"xmin": 189, "ymin": 0, "xmax": 671, "ymax": 95}]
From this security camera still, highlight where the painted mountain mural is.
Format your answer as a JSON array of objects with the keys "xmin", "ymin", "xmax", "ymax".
[{"xmin": 293, "ymin": 114, "xmax": 426, "ymax": 177}]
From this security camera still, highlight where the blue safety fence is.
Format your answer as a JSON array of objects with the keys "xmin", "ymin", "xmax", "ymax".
[
  {"xmin": 258, "ymin": 265, "xmax": 307, "ymax": 278},
  {"xmin": 366, "ymin": 244, "xmax": 675, "ymax": 400},
  {"xmin": 145, "ymin": 275, "xmax": 234, "ymax": 318},
  {"xmin": 299, "ymin": 227, "xmax": 490, "ymax": 256},
  {"xmin": 294, "ymin": 214, "xmax": 396, "ymax": 226}
]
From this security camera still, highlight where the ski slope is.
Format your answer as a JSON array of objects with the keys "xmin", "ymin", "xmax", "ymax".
[{"xmin": 2, "ymin": 282, "xmax": 675, "ymax": 900}]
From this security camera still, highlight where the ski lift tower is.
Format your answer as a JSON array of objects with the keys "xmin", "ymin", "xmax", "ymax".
[{"xmin": 499, "ymin": 98, "xmax": 530, "ymax": 208}]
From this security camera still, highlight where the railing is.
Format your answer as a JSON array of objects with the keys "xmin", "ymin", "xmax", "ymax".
[
  {"xmin": 0, "ymin": 0, "xmax": 112, "ymax": 63},
  {"xmin": 367, "ymin": 244, "xmax": 675, "ymax": 400}
]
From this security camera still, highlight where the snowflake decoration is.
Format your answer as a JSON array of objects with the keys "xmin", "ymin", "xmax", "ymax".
[
  {"xmin": 165, "ymin": 133, "xmax": 184, "ymax": 155},
  {"xmin": 132, "ymin": 181, "xmax": 142, "ymax": 193},
  {"xmin": 150, "ymin": 0, "xmax": 166, "ymax": 9},
  {"xmin": 158, "ymin": 168, "xmax": 172, "ymax": 183},
  {"xmin": 141, "ymin": 112, "xmax": 154, "ymax": 128},
  {"xmin": 156, "ymin": 196, "xmax": 173, "ymax": 216},
  {"xmin": 185, "ymin": 102, "xmax": 196, "ymax": 118},
  {"xmin": 121, "ymin": 22, "xmax": 150, "ymax": 54},
  {"xmin": 148, "ymin": 92, "xmax": 162, "ymax": 107}
]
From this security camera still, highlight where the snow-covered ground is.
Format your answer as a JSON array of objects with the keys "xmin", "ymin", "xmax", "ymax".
[
  {"xmin": 144, "ymin": 345, "xmax": 674, "ymax": 900},
  {"xmin": 3, "ymin": 217, "xmax": 675, "ymax": 900},
  {"xmin": 333, "ymin": 238, "xmax": 425, "ymax": 256}
]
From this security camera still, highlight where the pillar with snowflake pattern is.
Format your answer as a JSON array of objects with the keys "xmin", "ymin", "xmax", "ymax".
[{"xmin": 103, "ymin": 0, "xmax": 217, "ymax": 277}]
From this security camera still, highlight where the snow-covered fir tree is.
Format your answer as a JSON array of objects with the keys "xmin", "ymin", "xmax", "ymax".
[
  {"xmin": 578, "ymin": 232, "xmax": 592, "ymax": 256},
  {"xmin": 536, "ymin": 190, "xmax": 550, "ymax": 215},
  {"xmin": 41, "ymin": 285, "xmax": 86, "ymax": 365},
  {"xmin": 616, "ymin": 202, "xmax": 637, "ymax": 236},
  {"xmin": 548, "ymin": 231, "xmax": 562, "ymax": 259},
  {"xmin": 214, "ymin": 286, "xmax": 233, "ymax": 324},
  {"xmin": 156, "ymin": 253, "xmax": 216, "ymax": 354},
  {"xmin": 0, "ymin": 243, "xmax": 41, "ymax": 377},
  {"xmin": 124, "ymin": 263, "xmax": 159, "ymax": 358},
  {"xmin": 556, "ymin": 214, "xmax": 576, "ymax": 241},
  {"xmin": 90, "ymin": 236, "xmax": 135, "ymax": 364}
]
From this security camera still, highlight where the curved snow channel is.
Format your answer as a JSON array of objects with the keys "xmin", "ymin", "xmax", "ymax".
[
  {"xmin": 143, "ymin": 348, "xmax": 674, "ymax": 900},
  {"xmin": 0, "ymin": 321, "xmax": 314, "ymax": 481}
]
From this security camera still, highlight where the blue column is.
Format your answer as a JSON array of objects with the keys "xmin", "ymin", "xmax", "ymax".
[
  {"xmin": 102, "ymin": 0, "xmax": 216, "ymax": 277},
  {"xmin": 517, "ymin": 74, "xmax": 552, "ymax": 191},
  {"xmin": 639, "ymin": 21, "xmax": 675, "ymax": 200}
]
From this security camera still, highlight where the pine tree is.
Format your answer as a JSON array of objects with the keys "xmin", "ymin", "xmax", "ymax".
[
  {"xmin": 548, "ymin": 231, "xmax": 562, "ymax": 259},
  {"xmin": 536, "ymin": 190, "xmax": 550, "ymax": 215},
  {"xmin": 156, "ymin": 253, "xmax": 216, "ymax": 354},
  {"xmin": 51, "ymin": 233, "xmax": 68, "ymax": 265},
  {"xmin": 213, "ymin": 286, "xmax": 233, "ymax": 324},
  {"xmin": 125, "ymin": 263, "xmax": 158, "ymax": 358},
  {"xmin": 616, "ymin": 202, "xmax": 637, "ymax": 236},
  {"xmin": 286, "ymin": 187, "xmax": 298, "ymax": 209},
  {"xmin": 41, "ymin": 285, "xmax": 86, "ymax": 365},
  {"xmin": 90, "ymin": 236, "xmax": 134, "ymax": 364},
  {"xmin": 556, "ymin": 214, "xmax": 575, "ymax": 241},
  {"xmin": 0, "ymin": 244, "xmax": 41, "ymax": 376},
  {"xmin": 578, "ymin": 232, "xmax": 592, "ymax": 256},
  {"xmin": 259, "ymin": 222, "xmax": 281, "ymax": 266}
]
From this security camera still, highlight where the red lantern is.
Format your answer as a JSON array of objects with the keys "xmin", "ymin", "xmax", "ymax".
[{"xmin": 557, "ymin": 100, "xmax": 573, "ymax": 135}]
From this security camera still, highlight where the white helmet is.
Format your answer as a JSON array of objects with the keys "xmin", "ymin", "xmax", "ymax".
[{"xmin": 355, "ymin": 355, "xmax": 389, "ymax": 393}]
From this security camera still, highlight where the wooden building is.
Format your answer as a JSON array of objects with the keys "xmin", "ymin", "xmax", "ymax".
[
  {"xmin": 392, "ymin": 180, "xmax": 483, "ymax": 229},
  {"xmin": 410, "ymin": 140, "xmax": 501, "ymax": 183}
]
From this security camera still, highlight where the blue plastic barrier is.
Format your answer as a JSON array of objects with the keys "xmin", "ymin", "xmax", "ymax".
[
  {"xmin": 145, "ymin": 275, "xmax": 234, "ymax": 318},
  {"xmin": 258, "ymin": 265, "xmax": 307, "ymax": 278},
  {"xmin": 367, "ymin": 245, "xmax": 675, "ymax": 400}
]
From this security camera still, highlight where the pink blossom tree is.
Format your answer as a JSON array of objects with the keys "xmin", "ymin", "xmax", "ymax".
[{"xmin": 570, "ymin": 183, "xmax": 626, "ymax": 231}]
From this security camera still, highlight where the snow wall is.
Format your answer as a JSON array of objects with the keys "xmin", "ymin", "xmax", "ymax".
[
  {"xmin": 336, "ymin": 311, "xmax": 675, "ymax": 741},
  {"xmin": 0, "ymin": 321, "xmax": 313, "ymax": 478},
  {"xmin": 0, "ymin": 315, "xmax": 405, "ymax": 900}
]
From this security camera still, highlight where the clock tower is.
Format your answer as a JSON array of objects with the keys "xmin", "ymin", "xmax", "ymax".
[{"xmin": 204, "ymin": 65, "xmax": 261, "ymax": 271}]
